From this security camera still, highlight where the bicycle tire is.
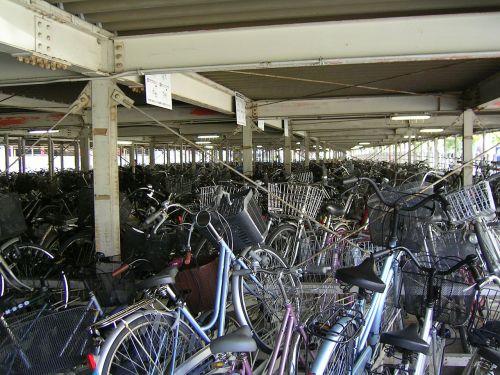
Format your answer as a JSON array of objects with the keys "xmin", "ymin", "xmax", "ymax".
[
  {"xmin": 233, "ymin": 246, "xmax": 297, "ymax": 354},
  {"xmin": 59, "ymin": 230, "xmax": 95, "ymax": 270},
  {"xmin": 100, "ymin": 311, "xmax": 205, "ymax": 374},
  {"xmin": 310, "ymin": 317, "xmax": 358, "ymax": 375},
  {"xmin": 265, "ymin": 222, "xmax": 299, "ymax": 265},
  {"xmin": 0, "ymin": 242, "xmax": 68, "ymax": 306}
]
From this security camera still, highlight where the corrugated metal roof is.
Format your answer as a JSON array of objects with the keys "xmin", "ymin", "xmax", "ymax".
[
  {"xmin": 48, "ymin": 0, "xmax": 500, "ymax": 35},
  {"xmin": 201, "ymin": 59, "xmax": 500, "ymax": 100}
]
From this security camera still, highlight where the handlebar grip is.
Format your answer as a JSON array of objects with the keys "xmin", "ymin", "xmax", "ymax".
[
  {"xmin": 343, "ymin": 177, "xmax": 359, "ymax": 185},
  {"xmin": 112, "ymin": 264, "xmax": 130, "ymax": 278},
  {"xmin": 145, "ymin": 209, "xmax": 163, "ymax": 225}
]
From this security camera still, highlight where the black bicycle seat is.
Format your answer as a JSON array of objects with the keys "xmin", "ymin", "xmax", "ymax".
[
  {"xmin": 335, "ymin": 257, "xmax": 386, "ymax": 293},
  {"xmin": 325, "ymin": 203, "xmax": 346, "ymax": 217},
  {"xmin": 478, "ymin": 346, "xmax": 500, "ymax": 367},
  {"xmin": 380, "ymin": 324, "xmax": 430, "ymax": 355},
  {"xmin": 210, "ymin": 325, "xmax": 257, "ymax": 354},
  {"xmin": 137, "ymin": 267, "xmax": 178, "ymax": 289}
]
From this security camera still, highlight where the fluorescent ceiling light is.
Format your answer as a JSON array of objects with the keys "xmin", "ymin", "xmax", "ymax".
[
  {"xmin": 391, "ymin": 114, "xmax": 431, "ymax": 121},
  {"xmin": 351, "ymin": 145, "xmax": 363, "ymax": 150},
  {"xmin": 295, "ymin": 148, "xmax": 301, "ymax": 151},
  {"xmin": 420, "ymin": 128, "xmax": 444, "ymax": 133},
  {"xmin": 197, "ymin": 135, "xmax": 220, "ymax": 139},
  {"xmin": 205, "ymin": 145, "xmax": 214, "ymax": 149},
  {"xmin": 29, "ymin": 129, "xmax": 59, "ymax": 134},
  {"xmin": 403, "ymin": 135, "xmax": 417, "ymax": 139},
  {"xmin": 296, "ymin": 142, "xmax": 300, "ymax": 145},
  {"xmin": 359, "ymin": 142, "xmax": 371, "ymax": 145},
  {"xmin": 117, "ymin": 140, "xmax": 132, "ymax": 145},
  {"xmin": 256, "ymin": 145, "xmax": 263, "ymax": 148},
  {"xmin": 195, "ymin": 141, "xmax": 211, "ymax": 145}
]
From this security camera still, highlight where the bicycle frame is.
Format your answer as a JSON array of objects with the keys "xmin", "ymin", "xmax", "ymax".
[
  {"xmin": 311, "ymin": 252, "xmax": 402, "ymax": 375},
  {"xmin": 94, "ymin": 222, "xmax": 269, "ymax": 375}
]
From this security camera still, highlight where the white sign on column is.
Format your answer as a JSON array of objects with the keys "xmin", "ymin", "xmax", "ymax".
[
  {"xmin": 257, "ymin": 119, "xmax": 265, "ymax": 131},
  {"xmin": 235, "ymin": 92, "xmax": 246, "ymax": 126},
  {"xmin": 283, "ymin": 119, "xmax": 289, "ymax": 137},
  {"xmin": 145, "ymin": 74, "xmax": 172, "ymax": 110}
]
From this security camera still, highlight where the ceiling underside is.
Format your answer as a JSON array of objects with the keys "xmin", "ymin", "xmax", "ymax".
[
  {"xmin": 0, "ymin": 1, "xmax": 498, "ymax": 151},
  {"xmin": 47, "ymin": 0, "xmax": 500, "ymax": 34}
]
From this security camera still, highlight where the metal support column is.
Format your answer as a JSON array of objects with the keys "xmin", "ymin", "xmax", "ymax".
[
  {"xmin": 48, "ymin": 137, "xmax": 54, "ymax": 178},
  {"xmin": 149, "ymin": 142, "xmax": 155, "ymax": 166},
  {"xmin": 59, "ymin": 143, "xmax": 64, "ymax": 171},
  {"xmin": 433, "ymin": 138, "xmax": 439, "ymax": 169},
  {"xmin": 284, "ymin": 121, "xmax": 292, "ymax": 175},
  {"xmin": 18, "ymin": 137, "xmax": 26, "ymax": 173},
  {"xmin": 315, "ymin": 140, "xmax": 320, "ymax": 161},
  {"xmin": 242, "ymin": 123, "xmax": 253, "ymax": 177},
  {"xmin": 180, "ymin": 143, "xmax": 184, "ymax": 168},
  {"xmin": 304, "ymin": 133, "xmax": 310, "ymax": 168},
  {"xmin": 393, "ymin": 143, "xmax": 398, "ymax": 165},
  {"xmin": 91, "ymin": 79, "xmax": 121, "ymax": 258},
  {"xmin": 79, "ymin": 131, "xmax": 91, "ymax": 172},
  {"xmin": 74, "ymin": 141, "xmax": 80, "ymax": 171},
  {"xmin": 3, "ymin": 135, "xmax": 8, "ymax": 175},
  {"xmin": 130, "ymin": 144, "xmax": 136, "ymax": 173},
  {"xmin": 463, "ymin": 109, "xmax": 474, "ymax": 186}
]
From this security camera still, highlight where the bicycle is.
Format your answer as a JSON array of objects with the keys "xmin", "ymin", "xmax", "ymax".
[
  {"xmin": 89, "ymin": 191, "xmax": 295, "ymax": 374},
  {"xmin": 308, "ymin": 176, "xmax": 464, "ymax": 375}
]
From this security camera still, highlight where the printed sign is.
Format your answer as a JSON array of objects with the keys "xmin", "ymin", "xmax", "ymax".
[
  {"xmin": 145, "ymin": 74, "xmax": 172, "ymax": 110},
  {"xmin": 235, "ymin": 92, "xmax": 246, "ymax": 126}
]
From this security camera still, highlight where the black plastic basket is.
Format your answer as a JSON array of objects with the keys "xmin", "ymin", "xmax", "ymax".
[
  {"xmin": 367, "ymin": 183, "xmax": 438, "ymax": 249},
  {"xmin": 0, "ymin": 193, "xmax": 27, "ymax": 241},
  {"xmin": 218, "ymin": 189, "xmax": 266, "ymax": 250},
  {"xmin": 402, "ymin": 254, "xmax": 475, "ymax": 326},
  {"xmin": 0, "ymin": 305, "xmax": 98, "ymax": 375}
]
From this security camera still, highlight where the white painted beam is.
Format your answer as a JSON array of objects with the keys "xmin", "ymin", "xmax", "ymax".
[
  {"xmin": 256, "ymin": 96, "xmax": 460, "ymax": 119},
  {"xmin": 0, "ymin": 0, "xmax": 112, "ymax": 74},
  {"xmin": 171, "ymin": 73, "xmax": 234, "ymax": 115},
  {"xmin": 117, "ymin": 13, "xmax": 500, "ymax": 72}
]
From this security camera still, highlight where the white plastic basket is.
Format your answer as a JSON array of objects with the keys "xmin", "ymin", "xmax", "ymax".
[
  {"xmin": 445, "ymin": 181, "xmax": 496, "ymax": 224},
  {"xmin": 267, "ymin": 183, "xmax": 326, "ymax": 219}
]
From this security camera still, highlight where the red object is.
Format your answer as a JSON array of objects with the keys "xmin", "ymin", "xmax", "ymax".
[
  {"xmin": 86, "ymin": 354, "xmax": 97, "ymax": 370},
  {"xmin": 111, "ymin": 264, "xmax": 130, "ymax": 278},
  {"xmin": 184, "ymin": 251, "xmax": 192, "ymax": 265},
  {"xmin": 177, "ymin": 215, "xmax": 183, "ymax": 224}
]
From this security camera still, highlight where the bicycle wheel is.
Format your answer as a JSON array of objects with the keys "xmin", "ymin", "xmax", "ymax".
[
  {"xmin": 59, "ymin": 230, "xmax": 95, "ymax": 270},
  {"xmin": 265, "ymin": 222, "xmax": 299, "ymax": 265},
  {"xmin": 310, "ymin": 317, "xmax": 358, "ymax": 375},
  {"xmin": 0, "ymin": 242, "xmax": 68, "ymax": 305},
  {"xmin": 100, "ymin": 311, "xmax": 204, "ymax": 374},
  {"xmin": 233, "ymin": 246, "xmax": 298, "ymax": 354}
]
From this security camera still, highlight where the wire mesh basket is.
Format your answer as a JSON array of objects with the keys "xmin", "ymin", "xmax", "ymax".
[
  {"xmin": 289, "ymin": 171, "xmax": 314, "ymax": 184},
  {"xmin": 445, "ymin": 181, "xmax": 496, "ymax": 225},
  {"xmin": 198, "ymin": 185, "xmax": 242, "ymax": 208},
  {"xmin": 401, "ymin": 254, "xmax": 475, "ymax": 326},
  {"xmin": 166, "ymin": 177, "xmax": 193, "ymax": 195},
  {"xmin": 0, "ymin": 305, "xmax": 98, "ymax": 375},
  {"xmin": 367, "ymin": 182, "xmax": 438, "ymax": 249},
  {"xmin": 467, "ymin": 286, "xmax": 500, "ymax": 347},
  {"xmin": 268, "ymin": 183, "xmax": 326, "ymax": 219}
]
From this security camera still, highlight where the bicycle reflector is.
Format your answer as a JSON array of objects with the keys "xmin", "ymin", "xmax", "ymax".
[{"xmin": 86, "ymin": 353, "xmax": 97, "ymax": 371}]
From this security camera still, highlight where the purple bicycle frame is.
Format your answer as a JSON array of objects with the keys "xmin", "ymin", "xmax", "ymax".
[{"xmin": 265, "ymin": 302, "xmax": 308, "ymax": 375}]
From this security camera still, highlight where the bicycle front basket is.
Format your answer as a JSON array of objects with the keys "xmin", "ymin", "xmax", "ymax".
[{"xmin": 0, "ymin": 305, "xmax": 98, "ymax": 375}]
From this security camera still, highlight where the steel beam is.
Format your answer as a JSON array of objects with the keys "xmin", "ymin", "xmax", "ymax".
[
  {"xmin": 117, "ymin": 12, "xmax": 500, "ymax": 72},
  {"xmin": 256, "ymin": 96, "xmax": 460, "ymax": 119},
  {"xmin": 171, "ymin": 73, "xmax": 234, "ymax": 115},
  {"xmin": 74, "ymin": 140, "xmax": 80, "ymax": 171},
  {"xmin": 91, "ymin": 79, "xmax": 121, "ymax": 258},
  {"xmin": 0, "ymin": 0, "xmax": 112, "ymax": 74}
]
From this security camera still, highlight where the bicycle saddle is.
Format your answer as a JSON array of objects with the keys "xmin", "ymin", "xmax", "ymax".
[
  {"xmin": 325, "ymin": 203, "xmax": 346, "ymax": 217},
  {"xmin": 137, "ymin": 267, "xmax": 178, "ymax": 289},
  {"xmin": 478, "ymin": 346, "xmax": 500, "ymax": 367},
  {"xmin": 380, "ymin": 324, "xmax": 430, "ymax": 355},
  {"xmin": 210, "ymin": 325, "xmax": 257, "ymax": 354},
  {"xmin": 335, "ymin": 257, "xmax": 385, "ymax": 293}
]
